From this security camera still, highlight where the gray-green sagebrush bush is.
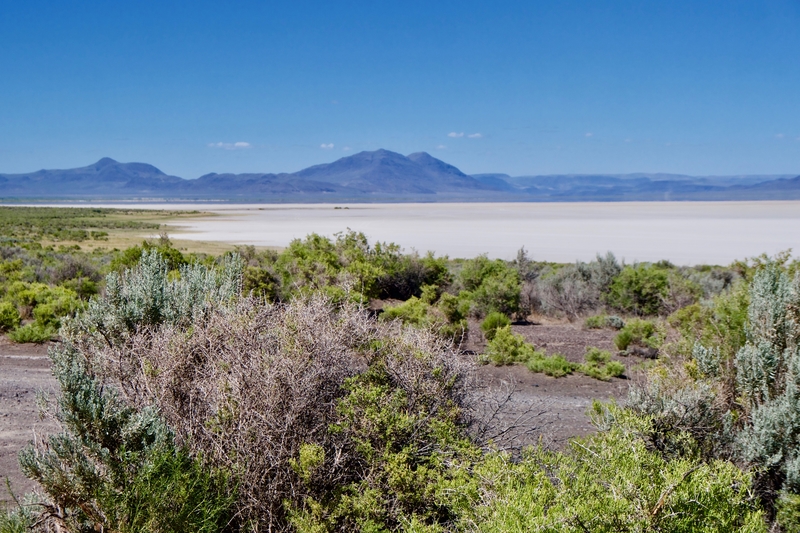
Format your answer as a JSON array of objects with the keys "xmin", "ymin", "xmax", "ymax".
[
  {"xmin": 18, "ymin": 250, "xmax": 242, "ymax": 532},
  {"xmin": 735, "ymin": 264, "xmax": 800, "ymax": 496},
  {"xmin": 527, "ymin": 253, "xmax": 621, "ymax": 319},
  {"xmin": 631, "ymin": 261, "xmax": 800, "ymax": 527}
]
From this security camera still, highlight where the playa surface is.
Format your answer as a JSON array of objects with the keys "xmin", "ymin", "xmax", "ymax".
[{"xmin": 75, "ymin": 200, "xmax": 800, "ymax": 264}]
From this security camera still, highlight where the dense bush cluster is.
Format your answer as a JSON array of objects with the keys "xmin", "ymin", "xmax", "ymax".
[
  {"xmin": 233, "ymin": 231, "xmax": 450, "ymax": 304},
  {"xmin": 2, "ymin": 249, "xmax": 784, "ymax": 532},
  {"xmin": 0, "ymin": 247, "xmax": 104, "ymax": 342},
  {"xmin": 626, "ymin": 257, "xmax": 800, "ymax": 529}
]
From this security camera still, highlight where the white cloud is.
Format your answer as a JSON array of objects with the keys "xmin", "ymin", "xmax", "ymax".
[
  {"xmin": 436, "ymin": 144, "xmax": 447, "ymax": 150},
  {"xmin": 342, "ymin": 146, "xmax": 352, "ymax": 151},
  {"xmin": 208, "ymin": 141, "xmax": 252, "ymax": 150},
  {"xmin": 320, "ymin": 143, "xmax": 334, "ymax": 149},
  {"xmin": 448, "ymin": 132, "xmax": 464, "ymax": 138},
  {"xmin": 467, "ymin": 133, "xmax": 482, "ymax": 139},
  {"xmin": 624, "ymin": 138, "xmax": 632, "ymax": 143},
  {"xmin": 775, "ymin": 133, "xmax": 785, "ymax": 139},
  {"xmin": 585, "ymin": 132, "xmax": 593, "ymax": 137}
]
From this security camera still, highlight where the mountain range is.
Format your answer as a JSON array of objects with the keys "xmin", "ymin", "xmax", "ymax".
[{"xmin": 1, "ymin": 149, "xmax": 798, "ymax": 202}]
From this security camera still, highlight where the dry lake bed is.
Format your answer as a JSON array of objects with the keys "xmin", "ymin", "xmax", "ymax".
[
  {"xmin": 148, "ymin": 201, "xmax": 800, "ymax": 265},
  {"xmin": 34, "ymin": 201, "xmax": 800, "ymax": 264}
]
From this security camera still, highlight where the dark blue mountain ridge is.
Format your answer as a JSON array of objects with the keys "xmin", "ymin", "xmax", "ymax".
[
  {"xmin": 0, "ymin": 150, "xmax": 798, "ymax": 201},
  {"xmin": 0, "ymin": 157, "xmax": 185, "ymax": 196},
  {"xmin": 292, "ymin": 149, "xmax": 494, "ymax": 194}
]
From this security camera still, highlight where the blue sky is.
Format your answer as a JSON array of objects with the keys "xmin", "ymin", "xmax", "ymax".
[{"xmin": 1, "ymin": 0, "xmax": 799, "ymax": 177}]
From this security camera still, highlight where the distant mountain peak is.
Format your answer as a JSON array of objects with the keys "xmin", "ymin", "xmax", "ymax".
[
  {"xmin": 406, "ymin": 151, "xmax": 434, "ymax": 161},
  {"xmin": 2, "ymin": 151, "xmax": 796, "ymax": 201}
]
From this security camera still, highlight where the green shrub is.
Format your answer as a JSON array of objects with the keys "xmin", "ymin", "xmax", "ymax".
[
  {"xmin": 30, "ymin": 287, "xmax": 82, "ymax": 329},
  {"xmin": 8, "ymin": 323, "xmax": 54, "ymax": 343},
  {"xmin": 614, "ymin": 318, "xmax": 666, "ymax": 351},
  {"xmin": 110, "ymin": 238, "xmax": 187, "ymax": 273},
  {"xmin": 483, "ymin": 326, "xmax": 578, "ymax": 377},
  {"xmin": 668, "ymin": 280, "xmax": 749, "ymax": 361},
  {"xmin": 526, "ymin": 352, "xmax": 576, "ymax": 377},
  {"xmin": 3, "ymin": 282, "xmax": 82, "ymax": 328},
  {"xmin": 579, "ymin": 347, "xmax": 626, "ymax": 380},
  {"xmin": 608, "ymin": 263, "xmax": 669, "ymax": 316},
  {"xmin": 381, "ymin": 296, "xmax": 432, "ymax": 327},
  {"xmin": 274, "ymin": 230, "xmax": 449, "ymax": 303},
  {"xmin": 0, "ymin": 301, "xmax": 20, "ymax": 331},
  {"xmin": 5, "ymin": 281, "xmax": 46, "ymax": 310},
  {"xmin": 292, "ymin": 350, "xmax": 476, "ymax": 531},
  {"xmin": 586, "ymin": 346, "xmax": 611, "ymax": 364},
  {"xmin": 584, "ymin": 314, "xmax": 606, "ymax": 329},
  {"xmin": 0, "ymin": 505, "xmax": 33, "ymax": 533},
  {"xmin": 776, "ymin": 493, "xmax": 800, "ymax": 532},
  {"xmin": 482, "ymin": 326, "xmax": 537, "ymax": 365},
  {"xmin": 19, "ymin": 343, "xmax": 233, "ymax": 532},
  {"xmin": 458, "ymin": 255, "xmax": 521, "ymax": 317},
  {"xmin": 243, "ymin": 265, "xmax": 278, "ymax": 299},
  {"xmin": 381, "ymin": 295, "xmax": 468, "ymax": 343},
  {"xmin": 481, "ymin": 311, "xmax": 511, "ymax": 340},
  {"xmin": 463, "ymin": 405, "xmax": 766, "ymax": 532},
  {"xmin": 59, "ymin": 277, "xmax": 99, "ymax": 299}
]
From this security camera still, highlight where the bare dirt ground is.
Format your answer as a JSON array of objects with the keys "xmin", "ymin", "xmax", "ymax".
[
  {"xmin": 468, "ymin": 317, "xmax": 641, "ymax": 447},
  {"xmin": 0, "ymin": 320, "xmax": 644, "ymax": 505},
  {"xmin": 0, "ymin": 339, "xmax": 58, "ymax": 507}
]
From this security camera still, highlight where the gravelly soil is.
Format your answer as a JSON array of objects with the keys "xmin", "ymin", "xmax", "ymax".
[
  {"xmin": 0, "ymin": 339, "xmax": 58, "ymax": 506},
  {"xmin": 0, "ymin": 320, "xmax": 644, "ymax": 505},
  {"xmin": 468, "ymin": 317, "xmax": 641, "ymax": 446}
]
